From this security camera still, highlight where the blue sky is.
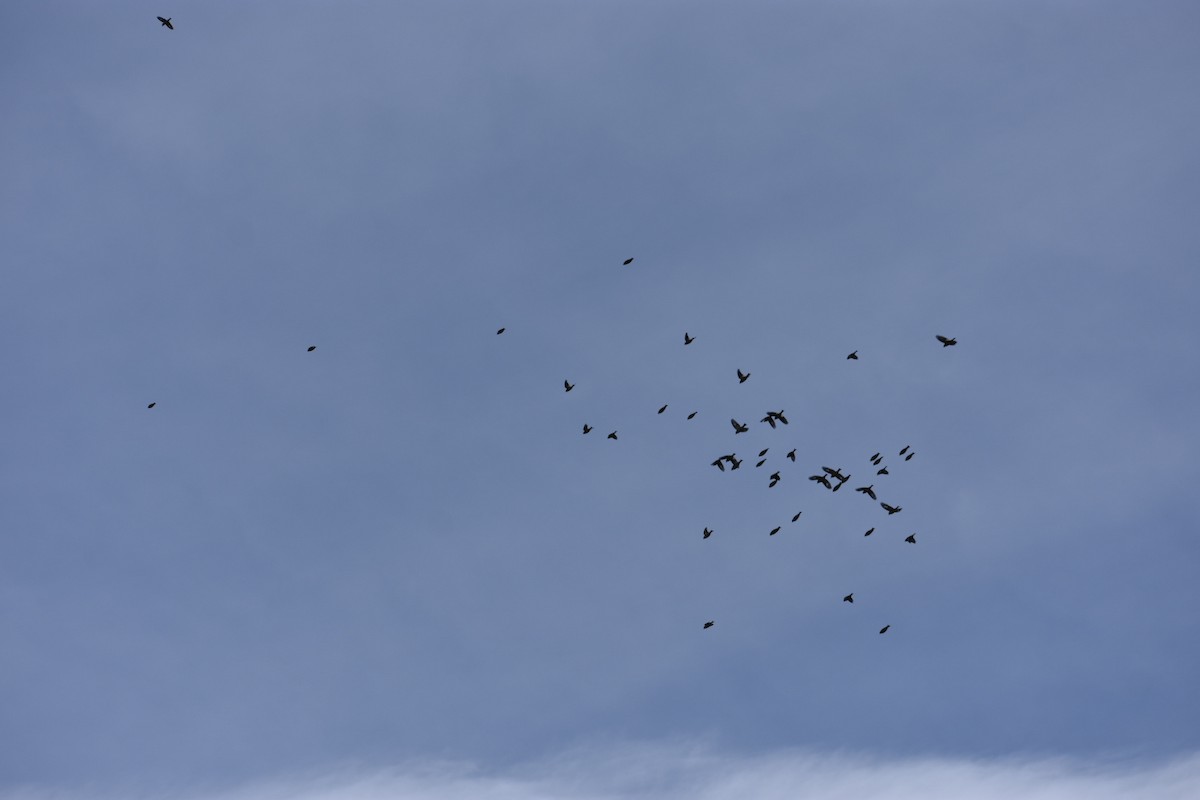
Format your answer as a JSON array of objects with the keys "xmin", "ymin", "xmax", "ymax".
[{"xmin": 2, "ymin": 1, "xmax": 1199, "ymax": 796}]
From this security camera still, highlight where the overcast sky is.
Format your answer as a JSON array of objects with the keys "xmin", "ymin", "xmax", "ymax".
[{"xmin": 2, "ymin": 1, "xmax": 1199, "ymax": 797}]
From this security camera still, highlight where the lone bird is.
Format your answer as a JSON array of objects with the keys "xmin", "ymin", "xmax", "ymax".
[
  {"xmin": 843, "ymin": 593, "xmax": 854, "ymax": 603},
  {"xmin": 936, "ymin": 335, "xmax": 957, "ymax": 347},
  {"xmin": 786, "ymin": 449, "xmax": 796, "ymax": 462},
  {"xmin": 703, "ymin": 527, "xmax": 713, "ymax": 539},
  {"xmin": 731, "ymin": 418, "xmax": 749, "ymax": 434},
  {"xmin": 703, "ymin": 620, "xmax": 714, "ymax": 629},
  {"xmin": 737, "ymin": 369, "xmax": 750, "ymax": 384},
  {"xmin": 157, "ymin": 16, "xmax": 174, "ymax": 29},
  {"xmin": 881, "ymin": 502, "xmax": 902, "ymax": 515},
  {"xmin": 147, "ymin": 402, "xmax": 156, "ymax": 409},
  {"xmin": 879, "ymin": 625, "xmax": 891, "ymax": 634},
  {"xmin": 684, "ymin": 332, "xmax": 695, "ymax": 345},
  {"xmin": 496, "ymin": 327, "xmax": 505, "ymax": 335},
  {"xmin": 623, "ymin": 258, "xmax": 635, "ymax": 265},
  {"xmin": 583, "ymin": 424, "xmax": 592, "ymax": 434},
  {"xmin": 307, "ymin": 345, "xmax": 316, "ymax": 352},
  {"xmin": 792, "ymin": 511, "xmax": 802, "ymax": 522},
  {"xmin": 564, "ymin": 380, "xmax": 575, "ymax": 392},
  {"xmin": 658, "ymin": 404, "xmax": 668, "ymax": 414},
  {"xmin": 905, "ymin": 533, "xmax": 917, "ymax": 544},
  {"xmin": 856, "ymin": 485, "xmax": 877, "ymax": 500},
  {"xmin": 607, "ymin": 431, "xmax": 618, "ymax": 440},
  {"xmin": 847, "ymin": 351, "xmax": 858, "ymax": 360},
  {"xmin": 687, "ymin": 412, "xmax": 698, "ymax": 419},
  {"xmin": 864, "ymin": 527, "xmax": 875, "ymax": 537},
  {"xmin": 769, "ymin": 526, "xmax": 781, "ymax": 536},
  {"xmin": 758, "ymin": 448, "xmax": 769, "ymax": 457},
  {"xmin": 877, "ymin": 467, "xmax": 889, "ymax": 475}
]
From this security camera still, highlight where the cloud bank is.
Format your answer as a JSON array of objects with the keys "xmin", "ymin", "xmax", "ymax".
[{"xmin": 7, "ymin": 744, "xmax": 1199, "ymax": 800}]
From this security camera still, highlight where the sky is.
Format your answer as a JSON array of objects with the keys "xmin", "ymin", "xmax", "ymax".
[{"xmin": 2, "ymin": 1, "xmax": 1199, "ymax": 797}]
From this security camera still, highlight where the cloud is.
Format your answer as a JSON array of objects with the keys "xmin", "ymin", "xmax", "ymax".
[{"xmin": 6, "ymin": 744, "xmax": 1198, "ymax": 800}]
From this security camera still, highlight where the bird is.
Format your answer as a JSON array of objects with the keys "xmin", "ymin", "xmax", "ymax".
[
  {"xmin": 307, "ymin": 345, "xmax": 316, "ymax": 352},
  {"xmin": 869, "ymin": 452, "xmax": 880, "ymax": 462},
  {"xmin": 762, "ymin": 414, "xmax": 776, "ymax": 429},
  {"xmin": 703, "ymin": 527, "xmax": 713, "ymax": 539},
  {"xmin": 623, "ymin": 258, "xmax": 634, "ymax": 265},
  {"xmin": 879, "ymin": 625, "xmax": 891, "ymax": 634},
  {"xmin": 684, "ymin": 332, "xmax": 695, "ymax": 345},
  {"xmin": 856, "ymin": 485, "xmax": 877, "ymax": 500},
  {"xmin": 770, "ymin": 410, "xmax": 788, "ymax": 425},
  {"xmin": 905, "ymin": 534, "xmax": 917, "ymax": 544},
  {"xmin": 769, "ymin": 471, "xmax": 781, "ymax": 487},
  {"xmin": 843, "ymin": 593, "xmax": 854, "ymax": 603},
  {"xmin": 877, "ymin": 467, "xmax": 889, "ymax": 475},
  {"xmin": 864, "ymin": 527, "xmax": 875, "ymax": 537},
  {"xmin": 755, "ymin": 459, "xmax": 767, "ymax": 468},
  {"xmin": 769, "ymin": 526, "xmax": 781, "ymax": 536},
  {"xmin": 157, "ymin": 16, "xmax": 174, "ymax": 29},
  {"xmin": 905, "ymin": 452, "xmax": 915, "ymax": 461},
  {"xmin": 847, "ymin": 351, "xmax": 858, "ymax": 360},
  {"xmin": 583, "ymin": 424, "xmax": 592, "ymax": 434},
  {"xmin": 936, "ymin": 335, "xmax": 957, "ymax": 347},
  {"xmin": 729, "ymin": 457, "xmax": 743, "ymax": 470},
  {"xmin": 564, "ymin": 380, "xmax": 575, "ymax": 392},
  {"xmin": 899, "ymin": 445, "xmax": 910, "ymax": 456},
  {"xmin": 872, "ymin": 455, "xmax": 884, "ymax": 465},
  {"xmin": 687, "ymin": 412, "xmax": 698, "ymax": 419},
  {"xmin": 792, "ymin": 511, "xmax": 802, "ymax": 522},
  {"xmin": 496, "ymin": 327, "xmax": 505, "ymax": 335},
  {"xmin": 809, "ymin": 474, "xmax": 833, "ymax": 489},
  {"xmin": 822, "ymin": 466, "xmax": 848, "ymax": 482},
  {"xmin": 737, "ymin": 369, "xmax": 750, "ymax": 383},
  {"xmin": 786, "ymin": 449, "xmax": 796, "ymax": 462},
  {"xmin": 607, "ymin": 431, "xmax": 618, "ymax": 440},
  {"xmin": 731, "ymin": 418, "xmax": 749, "ymax": 434},
  {"xmin": 703, "ymin": 620, "xmax": 715, "ymax": 629},
  {"xmin": 832, "ymin": 475, "xmax": 850, "ymax": 492},
  {"xmin": 147, "ymin": 402, "xmax": 156, "ymax": 409},
  {"xmin": 711, "ymin": 458, "xmax": 726, "ymax": 472},
  {"xmin": 758, "ymin": 448, "xmax": 769, "ymax": 457},
  {"xmin": 881, "ymin": 502, "xmax": 902, "ymax": 515},
  {"xmin": 658, "ymin": 404, "xmax": 668, "ymax": 414}
]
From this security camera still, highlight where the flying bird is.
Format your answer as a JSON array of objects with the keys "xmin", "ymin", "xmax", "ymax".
[
  {"xmin": 769, "ymin": 526, "xmax": 781, "ymax": 536},
  {"xmin": 877, "ymin": 467, "xmax": 889, "ymax": 475},
  {"xmin": 905, "ymin": 534, "xmax": 917, "ymax": 544},
  {"xmin": 758, "ymin": 448, "xmax": 769, "ymax": 457},
  {"xmin": 607, "ymin": 431, "xmax": 618, "ymax": 440},
  {"xmin": 881, "ymin": 502, "xmax": 902, "ymax": 515},
  {"xmin": 899, "ymin": 445, "xmax": 910, "ymax": 456},
  {"xmin": 936, "ymin": 335, "xmax": 957, "ymax": 347},
  {"xmin": 684, "ymin": 332, "xmax": 695, "ymax": 345},
  {"xmin": 769, "ymin": 471, "xmax": 781, "ymax": 487},
  {"xmin": 809, "ymin": 474, "xmax": 833, "ymax": 489},
  {"xmin": 822, "ymin": 466, "xmax": 848, "ymax": 482},
  {"xmin": 147, "ymin": 402, "xmax": 156, "ymax": 409},
  {"xmin": 703, "ymin": 620, "xmax": 714, "ymax": 629},
  {"xmin": 786, "ymin": 449, "xmax": 796, "ymax": 462},
  {"xmin": 762, "ymin": 414, "xmax": 777, "ymax": 429},
  {"xmin": 737, "ymin": 369, "xmax": 750, "ymax": 383},
  {"xmin": 564, "ymin": 380, "xmax": 575, "ymax": 392},
  {"xmin": 711, "ymin": 458, "xmax": 726, "ymax": 472},
  {"xmin": 624, "ymin": 258, "xmax": 634, "ymax": 265},
  {"xmin": 731, "ymin": 418, "xmax": 749, "ymax": 434},
  {"xmin": 687, "ymin": 412, "xmax": 697, "ymax": 419},
  {"xmin": 864, "ymin": 527, "xmax": 875, "ymax": 537},
  {"xmin": 879, "ymin": 625, "xmax": 891, "ymax": 634},
  {"xmin": 755, "ymin": 459, "xmax": 767, "ymax": 468},
  {"xmin": 658, "ymin": 404, "xmax": 668, "ymax": 414},
  {"xmin": 792, "ymin": 511, "xmax": 802, "ymax": 522},
  {"xmin": 157, "ymin": 16, "xmax": 174, "ymax": 29},
  {"xmin": 583, "ymin": 424, "xmax": 592, "ymax": 434},
  {"xmin": 843, "ymin": 593, "xmax": 854, "ymax": 603},
  {"xmin": 729, "ymin": 457, "xmax": 743, "ymax": 470},
  {"xmin": 832, "ymin": 475, "xmax": 850, "ymax": 492},
  {"xmin": 703, "ymin": 527, "xmax": 713, "ymax": 539},
  {"xmin": 847, "ymin": 351, "xmax": 858, "ymax": 360},
  {"xmin": 905, "ymin": 452, "xmax": 915, "ymax": 461},
  {"xmin": 856, "ymin": 485, "xmax": 877, "ymax": 500},
  {"xmin": 307, "ymin": 345, "xmax": 316, "ymax": 352},
  {"xmin": 496, "ymin": 328, "xmax": 505, "ymax": 335},
  {"xmin": 869, "ymin": 452, "xmax": 880, "ymax": 462}
]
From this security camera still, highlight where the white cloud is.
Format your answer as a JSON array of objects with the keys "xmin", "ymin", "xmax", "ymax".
[{"xmin": 6, "ymin": 744, "xmax": 1199, "ymax": 800}]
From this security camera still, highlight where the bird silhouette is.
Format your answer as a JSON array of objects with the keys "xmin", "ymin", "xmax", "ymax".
[
  {"xmin": 905, "ymin": 534, "xmax": 917, "ymax": 544},
  {"xmin": 905, "ymin": 452, "xmax": 915, "ymax": 461},
  {"xmin": 607, "ymin": 431, "xmax": 618, "ymax": 440},
  {"xmin": 847, "ymin": 351, "xmax": 858, "ymax": 360},
  {"xmin": 737, "ymin": 369, "xmax": 750, "ymax": 383},
  {"xmin": 832, "ymin": 475, "xmax": 850, "ymax": 492},
  {"xmin": 877, "ymin": 467, "xmax": 889, "ymax": 475},
  {"xmin": 762, "ymin": 414, "xmax": 776, "ymax": 429},
  {"xmin": 564, "ymin": 380, "xmax": 575, "ymax": 392},
  {"xmin": 711, "ymin": 458, "xmax": 726, "ymax": 472},
  {"xmin": 879, "ymin": 625, "xmax": 891, "ymax": 634},
  {"xmin": 843, "ymin": 593, "xmax": 854, "ymax": 603},
  {"xmin": 583, "ymin": 424, "xmax": 592, "ymax": 434},
  {"xmin": 684, "ymin": 332, "xmax": 695, "ymax": 345},
  {"xmin": 881, "ymin": 502, "xmax": 902, "ymax": 515},
  {"xmin": 769, "ymin": 526, "xmax": 781, "ymax": 536},
  {"xmin": 864, "ymin": 527, "xmax": 875, "ymax": 537},
  {"xmin": 729, "ymin": 457, "xmax": 743, "ymax": 470},
  {"xmin": 687, "ymin": 412, "xmax": 698, "ymax": 419},
  {"xmin": 703, "ymin": 620, "xmax": 715, "ymax": 629},
  {"xmin": 658, "ymin": 404, "xmax": 668, "ymax": 414},
  {"xmin": 786, "ymin": 449, "xmax": 796, "ymax": 462},
  {"xmin": 624, "ymin": 258, "xmax": 635, "ymax": 265},
  {"xmin": 731, "ymin": 418, "xmax": 749, "ymax": 434},
  {"xmin": 496, "ymin": 328, "xmax": 505, "ymax": 335},
  {"xmin": 769, "ymin": 471, "xmax": 781, "ymax": 487},
  {"xmin": 307, "ymin": 345, "xmax": 316, "ymax": 352},
  {"xmin": 758, "ymin": 448, "xmax": 769, "ymax": 457},
  {"xmin": 936, "ymin": 335, "xmax": 957, "ymax": 347},
  {"xmin": 792, "ymin": 511, "xmax": 802, "ymax": 522},
  {"xmin": 822, "ymin": 466, "xmax": 848, "ymax": 482},
  {"xmin": 157, "ymin": 16, "xmax": 174, "ymax": 29},
  {"xmin": 703, "ymin": 527, "xmax": 713, "ymax": 539},
  {"xmin": 809, "ymin": 474, "xmax": 833, "ymax": 489},
  {"xmin": 869, "ymin": 452, "xmax": 880, "ymax": 462},
  {"xmin": 755, "ymin": 459, "xmax": 767, "ymax": 468},
  {"xmin": 855, "ymin": 485, "xmax": 877, "ymax": 500},
  {"xmin": 147, "ymin": 402, "xmax": 156, "ymax": 409}
]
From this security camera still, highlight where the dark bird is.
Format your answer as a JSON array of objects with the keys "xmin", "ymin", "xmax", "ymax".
[
  {"xmin": 729, "ymin": 457, "xmax": 743, "ymax": 470},
  {"xmin": 703, "ymin": 527, "xmax": 713, "ymax": 539},
  {"xmin": 607, "ymin": 431, "xmax": 618, "ymax": 440},
  {"xmin": 307, "ymin": 345, "xmax": 316, "ymax": 352},
  {"xmin": 658, "ymin": 404, "xmax": 668, "ymax": 414},
  {"xmin": 872, "ymin": 455, "xmax": 884, "ymax": 465},
  {"xmin": 786, "ymin": 449, "xmax": 796, "ymax": 462},
  {"xmin": 157, "ymin": 16, "xmax": 174, "ymax": 29},
  {"xmin": 936, "ymin": 335, "xmax": 957, "ymax": 347},
  {"xmin": 847, "ymin": 351, "xmax": 858, "ymax": 360},
  {"xmin": 737, "ymin": 369, "xmax": 750, "ymax": 384},
  {"xmin": 564, "ymin": 380, "xmax": 575, "ymax": 392},
  {"xmin": 769, "ymin": 526, "xmax": 781, "ymax": 536},
  {"xmin": 877, "ymin": 467, "xmax": 889, "ymax": 475},
  {"xmin": 731, "ymin": 418, "xmax": 749, "ymax": 434},
  {"xmin": 687, "ymin": 412, "xmax": 697, "ymax": 419},
  {"xmin": 809, "ymin": 474, "xmax": 833, "ymax": 489},
  {"xmin": 792, "ymin": 511, "xmax": 802, "ymax": 522},
  {"xmin": 899, "ymin": 445, "xmax": 910, "ymax": 456},
  {"xmin": 769, "ymin": 471, "xmax": 781, "ymax": 487},
  {"xmin": 755, "ymin": 459, "xmax": 767, "ymax": 468},
  {"xmin": 905, "ymin": 452, "xmax": 915, "ymax": 461},
  {"xmin": 147, "ymin": 402, "xmax": 156, "ymax": 409},
  {"xmin": 762, "ymin": 414, "xmax": 777, "ymax": 429},
  {"xmin": 905, "ymin": 533, "xmax": 917, "ymax": 544},
  {"xmin": 769, "ymin": 410, "xmax": 788, "ymax": 425},
  {"xmin": 684, "ymin": 332, "xmax": 695, "ymax": 345},
  {"xmin": 879, "ymin": 625, "xmax": 891, "ymax": 634},
  {"xmin": 869, "ymin": 452, "xmax": 880, "ymax": 462},
  {"xmin": 843, "ymin": 593, "xmax": 854, "ymax": 603},
  {"xmin": 881, "ymin": 502, "xmax": 902, "ymax": 515},
  {"xmin": 758, "ymin": 449, "xmax": 769, "ymax": 457},
  {"xmin": 583, "ymin": 424, "xmax": 592, "ymax": 434},
  {"xmin": 703, "ymin": 620, "xmax": 715, "ymax": 629},
  {"xmin": 856, "ymin": 485, "xmax": 877, "ymax": 500},
  {"xmin": 711, "ymin": 458, "xmax": 726, "ymax": 472},
  {"xmin": 624, "ymin": 258, "xmax": 635, "ymax": 265},
  {"xmin": 496, "ymin": 328, "xmax": 505, "ymax": 335},
  {"xmin": 822, "ymin": 466, "xmax": 848, "ymax": 482},
  {"xmin": 864, "ymin": 527, "xmax": 875, "ymax": 537},
  {"xmin": 832, "ymin": 475, "xmax": 850, "ymax": 492}
]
